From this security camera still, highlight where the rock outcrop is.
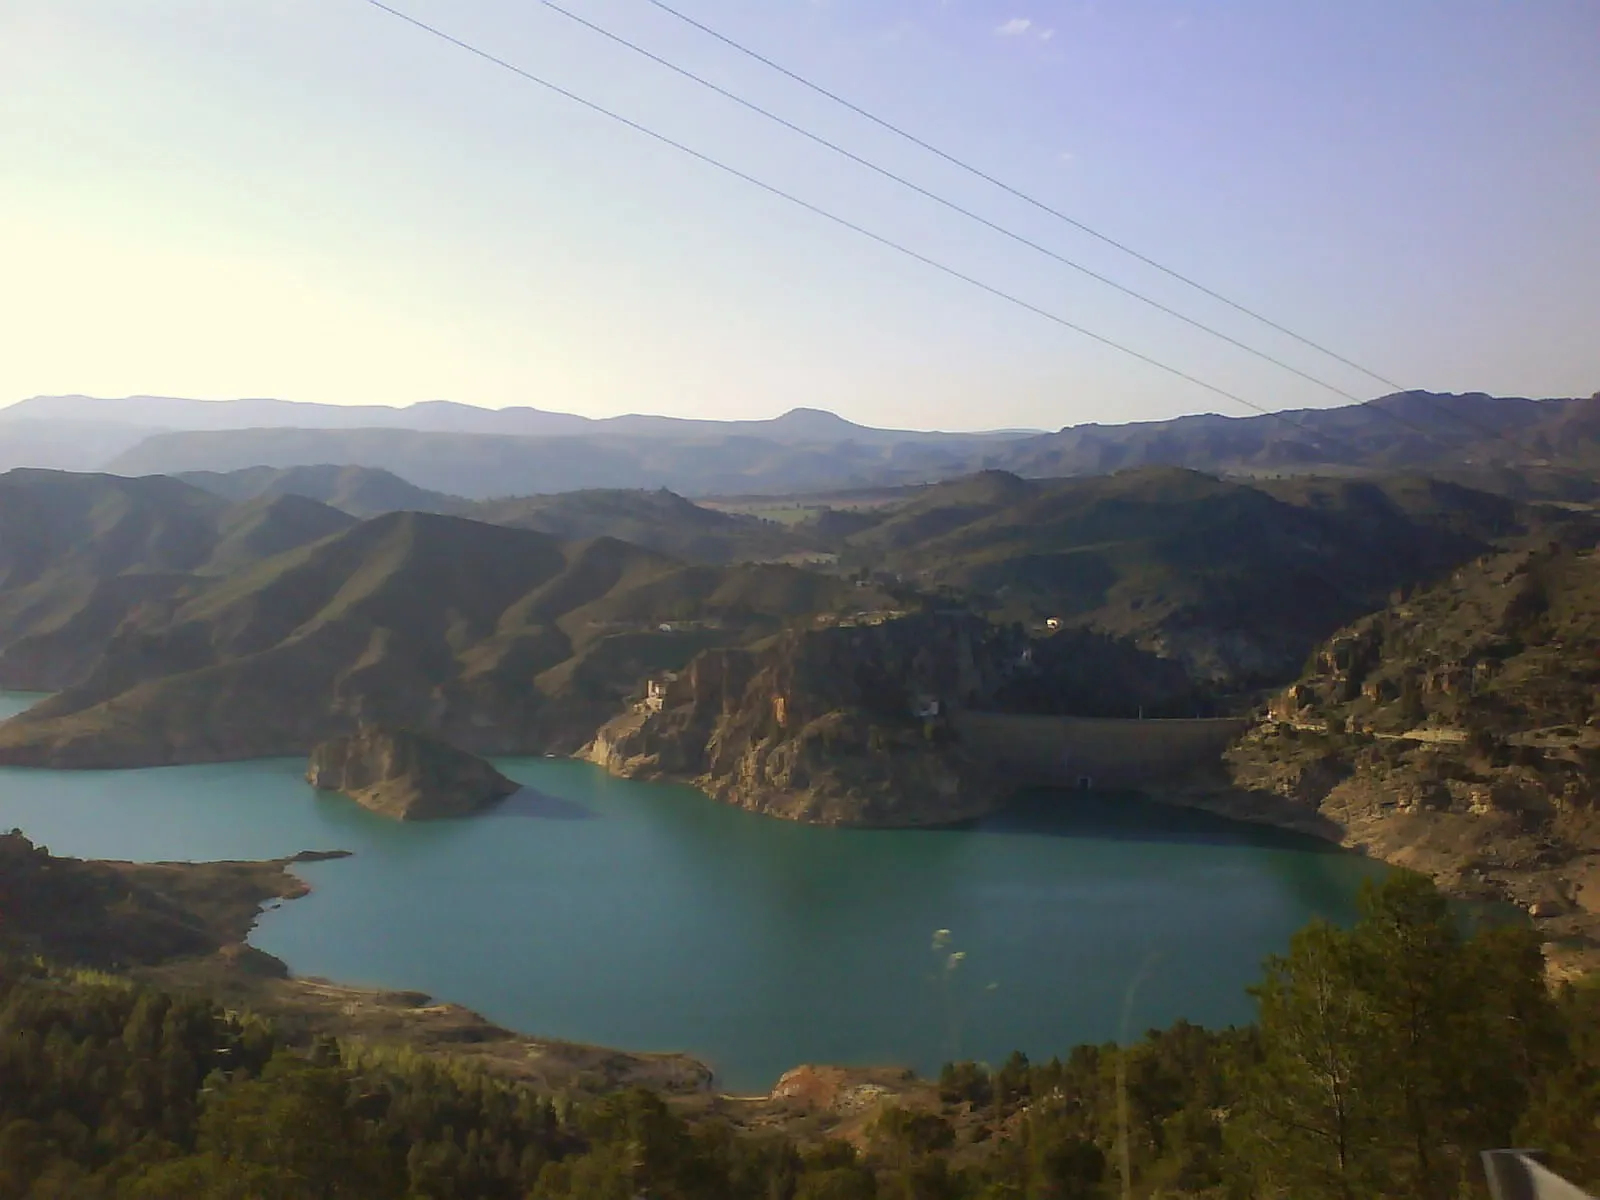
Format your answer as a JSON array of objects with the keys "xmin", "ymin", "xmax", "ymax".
[
  {"xmin": 1161, "ymin": 543, "xmax": 1600, "ymax": 977},
  {"xmin": 585, "ymin": 611, "xmax": 1196, "ymax": 827},
  {"xmin": 307, "ymin": 726, "xmax": 520, "ymax": 820}
]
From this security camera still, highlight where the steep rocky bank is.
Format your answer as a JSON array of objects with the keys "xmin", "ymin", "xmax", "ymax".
[
  {"xmin": 1154, "ymin": 543, "xmax": 1600, "ymax": 977},
  {"xmin": 307, "ymin": 726, "xmax": 521, "ymax": 820},
  {"xmin": 584, "ymin": 611, "xmax": 1197, "ymax": 826}
]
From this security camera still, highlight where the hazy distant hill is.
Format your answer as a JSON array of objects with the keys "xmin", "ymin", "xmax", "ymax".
[
  {"xmin": 824, "ymin": 467, "xmax": 1594, "ymax": 686},
  {"xmin": 104, "ymin": 427, "xmax": 998, "ymax": 499},
  {"xmin": 995, "ymin": 390, "xmax": 1600, "ymax": 477},
  {"xmin": 0, "ymin": 419, "xmax": 163, "ymax": 473},
  {"xmin": 175, "ymin": 464, "xmax": 465, "ymax": 518},
  {"xmin": 3, "ymin": 395, "xmax": 1031, "ymax": 446},
  {"xmin": 172, "ymin": 466, "xmax": 813, "ymax": 562},
  {"xmin": 469, "ymin": 488, "xmax": 810, "ymax": 564},
  {"xmin": 6, "ymin": 388, "xmax": 1594, "ymax": 495}
]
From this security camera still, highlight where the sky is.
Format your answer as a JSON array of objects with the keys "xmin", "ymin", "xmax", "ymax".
[{"xmin": 1, "ymin": 1, "xmax": 1596, "ymax": 432}]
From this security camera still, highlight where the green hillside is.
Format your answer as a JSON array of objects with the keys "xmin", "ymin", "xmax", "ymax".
[
  {"xmin": 0, "ymin": 470, "xmax": 354, "ymax": 690},
  {"xmin": 0, "ymin": 496, "xmax": 886, "ymax": 767},
  {"xmin": 821, "ymin": 467, "xmax": 1592, "ymax": 687},
  {"xmin": 468, "ymin": 487, "xmax": 811, "ymax": 564},
  {"xmin": 176, "ymin": 467, "xmax": 815, "ymax": 564},
  {"xmin": 175, "ymin": 463, "xmax": 464, "ymax": 518}
]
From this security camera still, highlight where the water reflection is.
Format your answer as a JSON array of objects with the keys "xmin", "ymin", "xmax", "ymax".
[{"xmin": 492, "ymin": 788, "xmax": 594, "ymax": 821}]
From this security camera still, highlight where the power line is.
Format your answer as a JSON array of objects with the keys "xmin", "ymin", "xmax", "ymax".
[
  {"xmin": 636, "ymin": 0, "xmax": 1546, "ymax": 460},
  {"xmin": 543, "ymin": 1, "xmax": 1531, "ymax": 454},
  {"xmin": 355, "ymin": 3, "xmax": 1526, "ymax": 641},
  {"xmin": 365, "ymin": 1, "xmax": 1372, "ymax": 461},
  {"xmin": 640, "ymin": 0, "xmax": 1406, "ymax": 393},
  {"xmin": 540, "ymin": 0, "xmax": 1375, "ymax": 410}
]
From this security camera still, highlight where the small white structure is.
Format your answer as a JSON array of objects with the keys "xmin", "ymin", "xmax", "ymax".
[
  {"xmin": 1045, "ymin": 617, "xmax": 1062, "ymax": 631},
  {"xmin": 637, "ymin": 674, "xmax": 677, "ymax": 714}
]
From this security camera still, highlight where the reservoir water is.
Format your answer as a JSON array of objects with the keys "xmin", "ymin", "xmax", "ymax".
[{"xmin": 0, "ymin": 691, "xmax": 1384, "ymax": 1092}]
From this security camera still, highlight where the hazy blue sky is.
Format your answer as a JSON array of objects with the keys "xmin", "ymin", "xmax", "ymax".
[{"xmin": 2, "ymin": 1, "xmax": 1595, "ymax": 430}]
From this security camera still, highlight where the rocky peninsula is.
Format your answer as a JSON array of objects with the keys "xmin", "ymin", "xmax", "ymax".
[
  {"xmin": 307, "ymin": 725, "xmax": 521, "ymax": 820},
  {"xmin": 584, "ymin": 610, "xmax": 1199, "ymax": 827}
]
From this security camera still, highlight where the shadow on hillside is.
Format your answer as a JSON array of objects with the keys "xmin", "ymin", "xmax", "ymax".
[
  {"xmin": 494, "ymin": 788, "xmax": 594, "ymax": 821},
  {"xmin": 973, "ymin": 788, "xmax": 1346, "ymax": 854}
]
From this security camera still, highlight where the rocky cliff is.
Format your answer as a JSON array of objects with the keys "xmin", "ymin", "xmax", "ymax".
[
  {"xmin": 1160, "ymin": 543, "xmax": 1600, "ymax": 977},
  {"xmin": 307, "ymin": 726, "xmax": 521, "ymax": 820},
  {"xmin": 584, "ymin": 611, "xmax": 1198, "ymax": 826}
]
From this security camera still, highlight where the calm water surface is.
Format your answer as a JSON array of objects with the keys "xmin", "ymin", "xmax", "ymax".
[{"xmin": 0, "ymin": 691, "xmax": 1384, "ymax": 1091}]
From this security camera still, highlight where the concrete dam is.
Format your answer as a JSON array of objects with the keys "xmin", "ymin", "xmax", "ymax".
[{"xmin": 952, "ymin": 712, "xmax": 1252, "ymax": 790}]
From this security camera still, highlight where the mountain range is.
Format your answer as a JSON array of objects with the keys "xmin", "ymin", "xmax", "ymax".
[
  {"xmin": 2, "ymin": 389, "xmax": 1594, "ymax": 498},
  {"xmin": 0, "ymin": 469, "xmax": 897, "ymax": 767},
  {"xmin": 171, "ymin": 465, "xmax": 809, "ymax": 563},
  {"xmin": 0, "ymin": 460, "xmax": 1589, "ymax": 771},
  {"xmin": 812, "ymin": 467, "xmax": 1592, "ymax": 684}
]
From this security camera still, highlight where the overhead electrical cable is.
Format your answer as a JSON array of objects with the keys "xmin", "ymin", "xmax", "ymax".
[
  {"xmin": 640, "ymin": 0, "xmax": 1401, "ymax": 391},
  {"xmin": 539, "ymin": 0, "xmax": 1377, "ymax": 410},
  {"xmin": 635, "ymin": 0, "xmax": 1546, "ymax": 458},
  {"xmin": 364, "ymin": 0, "xmax": 1373, "ymax": 460}
]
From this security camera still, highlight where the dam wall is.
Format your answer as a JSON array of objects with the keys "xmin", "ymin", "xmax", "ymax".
[{"xmin": 951, "ymin": 711, "xmax": 1251, "ymax": 789}]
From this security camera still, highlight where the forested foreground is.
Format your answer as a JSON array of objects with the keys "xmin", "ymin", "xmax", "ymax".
[{"xmin": 0, "ymin": 874, "xmax": 1597, "ymax": 1198}]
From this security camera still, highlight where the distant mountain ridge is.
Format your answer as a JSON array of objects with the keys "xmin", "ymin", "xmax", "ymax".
[
  {"xmin": 173, "ymin": 464, "xmax": 463, "ymax": 518},
  {"xmin": 1, "ymin": 394, "xmax": 1033, "ymax": 444},
  {"xmin": 0, "ymin": 464, "xmax": 1589, "ymax": 794},
  {"xmin": 1, "ymin": 388, "xmax": 1594, "ymax": 497},
  {"xmin": 1001, "ymin": 390, "xmax": 1600, "ymax": 478},
  {"xmin": 173, "ymin": 465, "xmax": 816, "ymax": 563}
]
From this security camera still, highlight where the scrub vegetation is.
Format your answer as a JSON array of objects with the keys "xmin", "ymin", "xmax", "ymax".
[{"xmin": 0, "ymin": 871, "xmax": 1593, "ymax": 1198}]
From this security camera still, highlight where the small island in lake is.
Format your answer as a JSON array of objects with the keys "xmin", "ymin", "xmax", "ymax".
[{"xmin": 307, "ymin": 725, "xmax": 520, "ymax": 820}]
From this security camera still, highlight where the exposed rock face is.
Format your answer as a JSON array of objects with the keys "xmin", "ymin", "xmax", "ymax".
[
  {"xmin": 307, "ymin": 726, "xmax": 520, "ymax": 820},
  {"xmin": 586, "ymin": 611, "xmax": 1149, "ymax": 827},
  {"xmin": 1159, "ymin": 544, "xmax": 1600, "ymax": 977}
]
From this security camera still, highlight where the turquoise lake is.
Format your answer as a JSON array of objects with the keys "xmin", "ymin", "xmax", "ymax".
[{"xmin": 0, "ymin": 691, "xmax": 1385, "ymax": 1092}]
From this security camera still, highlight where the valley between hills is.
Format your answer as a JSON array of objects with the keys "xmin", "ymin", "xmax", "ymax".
[
  {"xmin": 1, "ymin": 388, "xmax": 1599, "ymax": 1190},
  {"xmin": 2, "ymin": 390, "xmax": 1599, "ymax": 938}
]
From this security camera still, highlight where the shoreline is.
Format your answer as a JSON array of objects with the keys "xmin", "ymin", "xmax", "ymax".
[
  {"xmin": 116, "ymin": 847, "xmax": 955, "ymax": 1138},
  {"xmin": 6, "ymin": 744, "xmax": 1590, "ymax": 1102},
  {"xmin": 122, "ymin": 850, "xmax": 725, "ymax": 1102},
  {"xmin": 1146, "ymin": 777, "xmax": 1600, "ymax": 981}
]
